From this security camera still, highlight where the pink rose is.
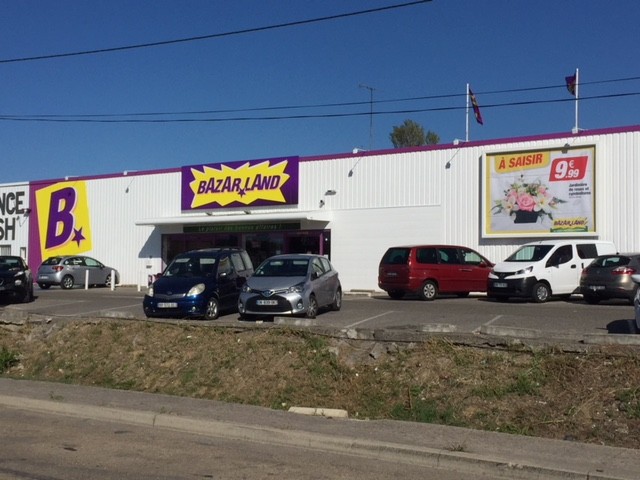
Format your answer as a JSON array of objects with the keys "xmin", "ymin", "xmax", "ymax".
[{"xmin": 517, "ymin": 193, "xmax": 536, "ymax": 211}]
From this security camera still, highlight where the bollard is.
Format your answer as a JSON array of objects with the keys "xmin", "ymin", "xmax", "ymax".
[
  {"xmin": 85, "ymin": 270, "xmax": 89, "ymax": 290},
  {"xmin": 111, "ymin": 269, "xmax": 115, "ymax": 291}
]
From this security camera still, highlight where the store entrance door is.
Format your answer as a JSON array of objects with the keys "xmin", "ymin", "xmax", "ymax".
[{"xmin": 243, "ymin": 233, "xmax": 285, "ymax": 267}]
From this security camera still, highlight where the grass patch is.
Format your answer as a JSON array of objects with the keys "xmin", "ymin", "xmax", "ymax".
[{"xmin": 0, "ymin": 346, "xmax": 19, "ymax": 373}]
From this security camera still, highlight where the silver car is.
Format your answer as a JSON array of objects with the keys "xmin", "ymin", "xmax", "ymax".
[
  {"xmin": 238, "ymin": 254, "xmax": 341, "ymax": 319},
  {"xmin": 37, "ymin": 255, "xmax": 119, "ymax": 290}
]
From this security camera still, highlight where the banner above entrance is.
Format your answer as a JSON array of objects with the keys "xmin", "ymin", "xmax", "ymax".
[{"xmin": 181, "ymin": 156, "xmax": 299, "ymax": 211}]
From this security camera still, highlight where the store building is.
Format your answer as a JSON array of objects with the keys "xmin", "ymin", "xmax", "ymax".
[{"xmin": 1, "ymin": 124, "xmax": 638, "ymax": 292}]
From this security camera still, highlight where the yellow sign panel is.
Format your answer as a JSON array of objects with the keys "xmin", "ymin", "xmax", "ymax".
[{"xmin": 35, "ymin": 181, "xmax": 93, "ymax": 258}]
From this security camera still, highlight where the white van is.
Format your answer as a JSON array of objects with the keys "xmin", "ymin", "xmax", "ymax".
[{"xmin": 487, "ymin": 240, "xmax": 617, "ymax": 303}]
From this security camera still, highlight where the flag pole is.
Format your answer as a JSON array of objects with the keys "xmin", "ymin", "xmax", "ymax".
[
  {"xmin": 465, "ymin": 83, "xmax": 470, "ymax": 142},
  {"xmin": 573, "ymin": 68, "xmax": 580, "ymax": 134}
]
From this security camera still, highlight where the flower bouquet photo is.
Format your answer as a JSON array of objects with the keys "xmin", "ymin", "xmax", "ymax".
[{"xmin": 492, "ymin": 175, "xmax": 566, "ymax": 224}]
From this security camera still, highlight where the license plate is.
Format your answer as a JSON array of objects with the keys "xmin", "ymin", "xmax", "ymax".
[
  {"xmin": 39, "ymin": 275, "xmax": 49, "ymax": 280},
  {"xmin": 588, "ymin": 285, "xmax": 605, "ymax": 291},
  {"xmin": 493, "ymin": 282, "xmax": 508, "ymax": 288},
  {"xmin": 386, "ymin": 272, "xmax": 398, "ymax": 277},
  {"xmin": 257, "ymin": 299, "xmax": 278, "ymax": 306},
  {"xmin": 157, "ymin": 302, "xmax": 178, "ymax": 308}
]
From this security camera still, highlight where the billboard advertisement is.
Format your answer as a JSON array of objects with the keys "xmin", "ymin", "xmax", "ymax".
[{"xmin": 482, "ymin": 145, "xmax": 596, "ymax": 237}]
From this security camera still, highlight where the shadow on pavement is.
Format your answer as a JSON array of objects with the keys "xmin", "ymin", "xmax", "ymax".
[{"xmin": 607, "ymin": 319, "xmax": 639, "ymax": 334}]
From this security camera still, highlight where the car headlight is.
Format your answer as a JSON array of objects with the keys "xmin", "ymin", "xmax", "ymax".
[
  {"xmin": 516, "ymin": 266, "xmax": 533, "ymax": 275},
  {"xmin": 187, "ymin": 283, "xmax": 205, "ymax": 297},
  {"xmin": 241, "ymin": 284, "xmax": 251, "ymax": 293},
  {"xmin": 287, "ymin": 282, "xmax": 304, "ymax": 294},
  {"xmin": 148, "ymin": 286, "xmax": 154, "ymax": 297}
]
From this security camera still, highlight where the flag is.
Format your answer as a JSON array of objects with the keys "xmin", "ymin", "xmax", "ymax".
[
  {"xmin": 565, "ymin": 73, "xmax": 577, "ymax": 96},
  {"xmin": 469, "ymin": 88, "xmax": 483, "ymax": 125}
]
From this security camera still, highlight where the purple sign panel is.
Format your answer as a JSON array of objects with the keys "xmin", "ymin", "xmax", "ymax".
[{"xmin": 181, "ymin": 157, "xmax": 299, "ymax": 211}]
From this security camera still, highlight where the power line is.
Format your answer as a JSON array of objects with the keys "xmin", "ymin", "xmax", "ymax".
[
  {"xmin": 1, "ymin": 76, "xmax": 639, "ymax": 120},
  {"xmin": 1, "ymin": 91, "xmax": 638, "ymax": 124},
  {"xmin": 0, "ymin": 1, "xmax": 432, "ymax": 64}
]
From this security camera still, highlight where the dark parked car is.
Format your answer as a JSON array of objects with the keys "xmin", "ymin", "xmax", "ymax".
[
  {"xmin": 238, "ymin": 254, "xmax": 341, "ymax": 319},
  {"xmin": 378, "ymin": 245, "xmax": 493, "ymax": 301},
  {"xmin": 580, "ymin": 253, "xmax": 640, "ymax": 305},
  {"xmin": 0, "ymin": 255, "xmax": 34, "ymax": 303},
  {"xmin": 37, "ymin": 255, "xmax": 119, "ymax": 289},
  {"xmin": 143, "ymin": 248, "xmax": 254, "ymax": 320},
  {"xmin": 631, "ymin": 274, "xmax": 640, "ymax": 333}
]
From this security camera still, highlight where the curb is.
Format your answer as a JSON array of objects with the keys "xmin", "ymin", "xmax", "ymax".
[{"xmin": 288, "ymin": 406, "xmax": 349, "ymax": 418}]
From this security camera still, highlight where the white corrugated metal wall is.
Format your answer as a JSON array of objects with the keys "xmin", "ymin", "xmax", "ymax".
[
  {"xmin": 16, "ymin": 127, "xmax": 640, "ymax": 291},
  {"xmin": 86, "ymin": 171, "xmax": 182, "ymax": 287}
]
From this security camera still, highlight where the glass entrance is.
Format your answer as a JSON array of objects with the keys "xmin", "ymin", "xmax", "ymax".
[
  {"xmin": 162, "ymin": 227, "xmax": 331, "ymax": 270},
  {"xmin": 244, "ymin": 232, "xmax": 285, "ymax": 266}
]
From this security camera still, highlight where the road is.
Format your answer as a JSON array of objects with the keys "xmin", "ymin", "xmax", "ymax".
[
  {"xmin": 2, "ymin": 377, "xmax": 639, "ymax": 480},
  {"xmin": 0, "ymin": 406, "xmax": 505, "ymax": 480},
  {"xmin": 2, "ymin": 286, "xmax": 638, "ymax": 342}
]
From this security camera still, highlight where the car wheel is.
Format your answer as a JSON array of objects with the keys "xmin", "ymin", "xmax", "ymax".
[
  {"xmin": 204, "ymin": 297, "xmax": 220, "ymax": 320},
  {"xmin": 419, "ymin": 280, "xmax": 438, "ymax": 301},
  {"xmin": 38, "ymin": 283, "xmax": 50, "ymax": 290},
  {"xmin": 306, "ymin": 295, "xmax": 318, "ymax": 319},
  {"xmin": 628, "ymin": 286, "xmax": 639, "ymax": 306},
  {"xmin": 61, "ymin": 275, "xmax": 74, "ymax": 290},
  {"xmin": 388, "ymin": 290, "xmax": 405, "ymax": 300},
  {"xmin": 532, "ymin": 282, "xmax": 550, "ymax": 303},
  {"xmin": 583, "ymin": 294, "xmax": 600, "ymax": 305},
  {"xmin": 21, "ymin": 285, "xmax": 33, "ymax": 303},
  {"xmin": 331, "ymin": 288, "xmax": 342, "ymax": 311}
]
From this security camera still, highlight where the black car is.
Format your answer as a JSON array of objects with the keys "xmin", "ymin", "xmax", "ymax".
[
  {"xmin": 0, "ymin": 256, "xmax": 34, "ymax": 303},
  {"xmin": 580, "ymin": 253, "xmax": 640, "ymax": 305},
  {"xmin": 143, "ymin": 248, "xmax": 254, "ymax": 320}
]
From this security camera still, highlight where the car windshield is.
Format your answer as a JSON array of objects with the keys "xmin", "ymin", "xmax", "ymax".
[
  {"xmin": 42, "ymin": 257, "xmax": 63, "ymax": 266},
  {"xmin": 590, "ymin": 255, "xmax": 630, "ymax": 268},
  {"xmin": 505, "ymin": 245, "xmax": 554, "ymax": 262},
  {"xmin": 382, "ymin": 248, "xmax": 410, "ymax": 265},
  {"xmin": 164, "ymin": 256, "xmax": 217, "ymax": 277},
  {"xmin": 255, "ymin": 259, "xmax": 309, "ymax": 277},
  {"xmin": 0, "ymin": 258, "xmax": 21, "ymax": 271}
]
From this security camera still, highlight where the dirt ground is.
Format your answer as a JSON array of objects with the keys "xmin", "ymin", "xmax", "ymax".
[{"xmin": 1, "ymin": 317, "xmax": 639, "ymax": 450}]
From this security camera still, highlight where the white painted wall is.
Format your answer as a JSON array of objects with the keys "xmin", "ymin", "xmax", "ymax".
[{"xmin": 8, "ymin": 127, "xmax": 640, "ymax": 291}]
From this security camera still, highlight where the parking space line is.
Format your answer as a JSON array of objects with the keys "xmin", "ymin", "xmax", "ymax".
[
  {"xmin": 473, "ymin": 315, "xmax": 503, "ymax": 334},
  {"xmin": 345, "ymin": 311, "xmax": 395, "ymax": 329}
]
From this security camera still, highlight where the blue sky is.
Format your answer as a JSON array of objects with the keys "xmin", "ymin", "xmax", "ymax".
[{"xmin": 1, "ymin": 0, "xmax": 639, "ymax": 184}]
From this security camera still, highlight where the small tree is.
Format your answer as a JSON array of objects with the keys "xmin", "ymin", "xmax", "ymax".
[{"xmin": 389, "ymin": 119, "xmax": 439, "ymax": 148}]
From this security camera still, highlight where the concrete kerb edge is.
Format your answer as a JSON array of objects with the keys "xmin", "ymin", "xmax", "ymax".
[{"xmin": 0, "ymin": 393, "xmax": 625, "ymax": 480}]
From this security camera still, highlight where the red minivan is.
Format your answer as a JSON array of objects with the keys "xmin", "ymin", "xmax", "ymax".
[{"xmin": 378, "ymin": 245, "xmax": 493, "ymax": 300}]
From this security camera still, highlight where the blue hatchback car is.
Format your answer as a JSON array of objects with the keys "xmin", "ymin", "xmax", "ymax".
[{"xmin": 143, "ymin": 248, "xmax": 254, "ymax": 320}]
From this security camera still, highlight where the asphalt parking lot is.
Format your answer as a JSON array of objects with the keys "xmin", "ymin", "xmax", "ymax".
[{"xmin": 1, "ymin": 285, "xmax": 639, "ymax": 345}]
